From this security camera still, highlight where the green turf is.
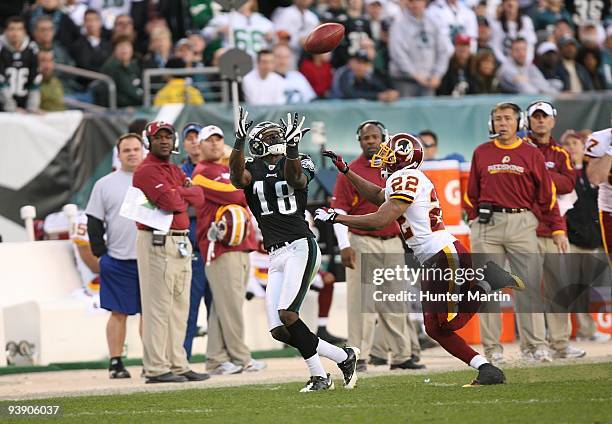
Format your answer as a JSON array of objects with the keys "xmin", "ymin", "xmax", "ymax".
[{"xmin": 1, "ymin": 363, "xmax": 610, "ymax": 423}]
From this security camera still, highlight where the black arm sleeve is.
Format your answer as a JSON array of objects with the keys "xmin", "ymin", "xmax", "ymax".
[{"xmin": 86, "ymin": 214, "xmax": 107, "ymax": 257}]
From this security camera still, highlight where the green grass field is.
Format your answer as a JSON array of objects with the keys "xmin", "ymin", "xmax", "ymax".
[{"xmin": 1, "ymin": 363, "xmax": 611, "ymax": 423}]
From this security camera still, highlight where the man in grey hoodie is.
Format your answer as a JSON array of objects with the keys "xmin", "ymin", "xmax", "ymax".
[{"xmin": 388, "ymin": 0, "xmax": 451, "ymax": 97}]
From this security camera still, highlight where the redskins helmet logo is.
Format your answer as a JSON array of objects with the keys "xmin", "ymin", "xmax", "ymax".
[{"xmin": 502, "ymin": 156, "xmax": 511, "ymax": 164}]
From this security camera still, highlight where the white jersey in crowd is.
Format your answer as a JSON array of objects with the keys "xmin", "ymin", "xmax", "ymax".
[
  {"xmin": 272, "ymin": 5, "xmax": 319, "ymax": 52},
  {"xmin": 584, "ymin": 128, "xmax": 612, "ymax": 212},
  {"xmin": 86, "ymin": 0, "xmax": 133, "ymax": 30},
  {"xmin": 202, "ymin": 11, "xmax": 274, "ymax": 58},
  {"xmin": 242, "ymin": 69, "xmax": 286, "ymax": 105},
  {"xmin": 384, "ymin": 168, "xmax": 456, "ymax": 263},
  {"xmin": 280, "ymin": 70, "xmax": 316, "ymax": 104}
]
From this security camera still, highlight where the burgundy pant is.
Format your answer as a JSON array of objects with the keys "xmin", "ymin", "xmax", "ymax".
[{"xmin": 421, "ymin": 240, "xmax": 486, "ymax": 365}]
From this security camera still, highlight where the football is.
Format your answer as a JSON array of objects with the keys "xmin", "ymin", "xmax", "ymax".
[{"xmin": 304, "ymin": 23, "xmax": 345, "ymax": 54}]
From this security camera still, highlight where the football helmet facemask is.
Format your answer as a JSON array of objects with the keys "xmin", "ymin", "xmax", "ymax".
[
  {"xmin": 248, "ymin": 121, "xmax": 286, "ymax": 158},
  {"xmin": 371, "ymin": 133, "xmax": 424, "ymax": 179}
]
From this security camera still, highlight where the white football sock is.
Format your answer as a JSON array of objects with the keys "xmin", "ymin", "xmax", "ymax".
[
  {"xmin": 469, "ymin": 354, "xmax": 489, "ymax": 370},
  {"xmin": 305, "ymin": 354, "xmax": 327, "ymax": 377},
  {"xmin": 318, "ymin": 317, "xmax": 329, "ymax": 327},
  {"xmin": 317, "ymin": 338, "xmax": 348, "ymax": 363}
]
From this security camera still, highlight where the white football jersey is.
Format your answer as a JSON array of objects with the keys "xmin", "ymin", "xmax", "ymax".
[
  {"xmin": 203, "ymin": 11, "xmax": 274, "ymax": 58},
  {"xmin": 385, "ymin": 168, "xmax": 456, "ymax": 263},
  {"xmin": 69, "ymin": 212, "xmax": 100, "ymax": 296},
  {"xmin": 584, "ymin": 128, "xmax": 612, "ymax": 212}
]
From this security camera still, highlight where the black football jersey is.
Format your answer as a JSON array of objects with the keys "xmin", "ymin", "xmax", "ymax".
[
  {"xmin": 244, "ymin": 154, "xmax": 316, "ymax": 249},
  {"xmin": 332, "ymin": 16, "xmax": 372, "ymax": 69},
  {"xmin": 0, "ymin": 39, "xmax": 40, "ymax": 109}
]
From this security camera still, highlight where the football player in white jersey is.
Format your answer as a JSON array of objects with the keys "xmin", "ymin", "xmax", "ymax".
[
  {"xmin": 584, "ymin": 128, "xmax": 612, "ymax": 255},
  {"xmin": 316, "ymin": 133, "xmax": 526, "ymax": 386}
]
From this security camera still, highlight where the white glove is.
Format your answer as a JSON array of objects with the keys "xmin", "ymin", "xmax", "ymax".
[
  {"xmin": 281, "ymin": 112, "xmax": 310, "ymax": 147},
  {"xmin": 235, "ymin": 106, "xmax": 253, "ymax": 141},
  {"xmin": 314, "ymin": 207, "xmax": 339, "ymax": 223}
]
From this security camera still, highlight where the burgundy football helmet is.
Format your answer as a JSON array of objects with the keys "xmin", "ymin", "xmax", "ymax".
[{"xmin": 370, "ymin": 133, "xmax": 424, "ymax": 179}]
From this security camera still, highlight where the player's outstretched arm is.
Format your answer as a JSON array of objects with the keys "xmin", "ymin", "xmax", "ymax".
[
  {"xmin": 323, "ymin": 150, "xmax": 385, "ymax": 206},
  {"xmin": 230, "ymin": 106, "xmax": 253, "ymax": 189},
  {"xmin": 315, "ymin": 198, "xmax": 407, "ymax": 231},
  {"xmin": 283, "ymin": 112, "xmax": 310, "ymax": 189}
]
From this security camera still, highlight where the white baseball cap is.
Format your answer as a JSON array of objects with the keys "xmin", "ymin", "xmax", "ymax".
[
  {"xmin": 527, "ymin": 101, "xmax": 555, "ymax": 117},
  {"xmin": 198, "ymin": 125, "xmax": 224, "ymax": 141},
  {"xmin": 365, "ymin": 0, "xmax": 386, "ymax": 5},
  {"xmin": 536, "ymin": 41, "xmax": 558, "ymax": 56}
]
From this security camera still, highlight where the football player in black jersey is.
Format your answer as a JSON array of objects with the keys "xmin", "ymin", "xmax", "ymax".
[
  {"xmin": 0, "ymin": 16, "xmax": 41, "ymax": 112},
  {"xmin": 229, "ymin": 107, "xmax": 359, "ymax": 392}
]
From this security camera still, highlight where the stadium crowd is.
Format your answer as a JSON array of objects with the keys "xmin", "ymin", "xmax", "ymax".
[{"xmin": 0, "ymin": 0, "xmax": 610, "ymax": 111}]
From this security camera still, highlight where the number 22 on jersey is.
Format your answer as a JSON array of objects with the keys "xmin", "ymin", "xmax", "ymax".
[{"xmin": 253, "ymin": 180, "xmax": 298, "ymax": 215}]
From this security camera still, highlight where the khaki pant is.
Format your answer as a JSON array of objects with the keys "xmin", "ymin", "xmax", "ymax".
[
  {"xmin": 470, "ymin": 211, "xmax": 547, "ymax": 356},
  {"xmin": 347, "ymin": 234, "xmax": 413, "ymax": 364},
  {"xmin": 539, "ymin": 237, "xmax": 571, "ymax": 351},
  {"xmin": 205, "ymin": 251, "xmax": 252, "ymax": 370},
  {"xmin": 568, "ymin": 244, "xmax": 606, "ymax": 338},
  {"xmin": 137, "ymin": 230, "xmax": 191, "ymax": 377},
  {"xmin": 371, "ymin": 316, "xmax": 421, "ymax": 360}
]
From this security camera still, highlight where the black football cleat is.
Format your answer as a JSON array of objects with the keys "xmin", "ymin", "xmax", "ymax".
[
  {"xmin": 145, "ymin": 372, "xmax": 188, "ymax": 384},
  {"xmin": 484, "ymin": 261, "xmax": 526, "ymax": 292},
  {"xmin": 300, "ymin": 373, "xmax": 335, "ymax": 392},
  {"xmin": 338, "ymin": 347, "xmax": 360, "ymax": 389},
  {"xmin": 368, "ymin": 354, "xmax": 388, "ymax": 366},
  {"xmin": 390, "ymin": 358, "xmax": 426, "ymax": 370},
  {"xmin": 109, "ymin": 366, "xmax": 131, "ymax": 379},
  {"xmin": 464, "ymin": 363, "xmax": 506, "ymax": 386}
]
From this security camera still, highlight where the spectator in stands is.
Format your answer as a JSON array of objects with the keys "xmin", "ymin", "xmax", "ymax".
[
  {"xmin": 142, "ymin": 26, "xmax": 173, "ymax": 92},
  {"xmin": 63, "ymin": 0, "xmax": 87, "ymax": 28},
  {"xmin": 32, "ymin": 15, "xmax": 74, "ymax": 67},
  {"xmin": 71, "ymin": 9, "xmax": 113, "ymax": 73},
  {"xmin": 388, "ymin": 0, "xmax": 450, "ymax": 97},
  {"xmin": 87, "ymin": 0, "xmax": 131, "ymax": 31},
  {"xmin": 577, "ymin": 21, "xmax": 604, "ymax": 50},
  {"xmin": 174, "ymin": 38, "xmax": 210, "ymax": 97},
  {"xmin": 556, "ymin": 35, "xmax": 594, "ymax": 92},
  {"xmin": 419, "ymin": 130, "xmax": 439, "ymax": 160},
  {"xmin": 192, "ymin": 125, "xmax": 266, "ymax": 375},
  {"xmin": 24, "ymin": 0, "xmax": 81, "ymax": 51},
  {"xmin": 38, "ymin": 49, "xmax": 64, "ymax": 111},
  {"xmin": 300, "ymin": 52, "xmax": 334, "ymax": 98},
  {"xmin": 99, "ymin": 36, "xmax": 143, "ymax": 107},
  {"xmin": 258, "ymin": 0, "xmax": 293, "ymax": 19},
  {"xmin": 532, "ymin": 0, "xmax": 573, "ymax": 32},
  {"xmin": 497, "ymin": 37, "xmax": 558, "ymax": 94},
  {"xmin": 153, "ymin": 57, "xmax": 205, "ymax": 106},
  {"xmin": 470, "ymin": 50, "xmax": 500, "ymax": 93},
  {"xmin": 427, "ymin": 0, "xmax": 478, "ymax": 53},
  {"xmin": 242, "ymin": 49, "xmax": 286, "ymax": 105},
  {"xmin": 187, "ymin": 32, "xmax": 207, "ymax": 66},
  {"xmin": 438, "ymin": 34, "xmax": 474, "ymax": 96},
  {"xmin": 577, "ymin": 47, "xmax": 606, "ymax": 90},
  {"xmin": 489, "ymin": 0, "xmax": 537, "ymax": 65},
  {"xmin": 364, "ymin": 0, "xmax": 392, "ymax": 75},
  {"xmin": 326, "ymin": 0, "xmax": 373, "ymax": 69},
  {"xmin": 86, "ymin": 133, "xmax": 144, "ymax": 379},
  {"xmin": 330, "ymin": 49, "xmax": 399, "ymax": 102},
  {"xmin": 272, "ymin": 0, "xmax": 320, "ymax": 59},
  {"xmin": 203, "ymin": 0, "xmax": 274, "ymax": 59},
  {"xmin": 273, "ymin": 43, "xmax": 316, "ymax": 104},
  {"xmin": 0, "ymin": 16, "xmax": 40, "ymax": 113},
  {"xmin": 603, "ymin": 28, "xmax": 612, "ymax": 88},
  {"xmin": 112, "ymin": 14, "xmax": 147, "ymax": 57},
  {"xmin": 535, "ymin": 41, "xmax": 565, "ymax": 91},
  {"xmin": 565, "ymin": 0, "xmax": 608, "ymax": 28},
  {"xmin": 476, "ymin": 16, "xmax": 494, "ymax": 53},
  {"xmin": 552, "ymin": 19, "xmax": 575, "ymax": 44}
]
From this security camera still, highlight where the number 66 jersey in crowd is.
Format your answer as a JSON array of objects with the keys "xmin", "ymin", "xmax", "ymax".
[{"xmin": 243, "ymin": 154, "xmax": 316, "ymax": 250}]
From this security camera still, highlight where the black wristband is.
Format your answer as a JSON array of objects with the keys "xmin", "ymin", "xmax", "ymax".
[
  {"xmin": 234, "ymin": 137, "xmax": 245, "ymax": 151},
  {"xmin": 286, "ymin": 144, "xmax": 299, "ymax": 159}
]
